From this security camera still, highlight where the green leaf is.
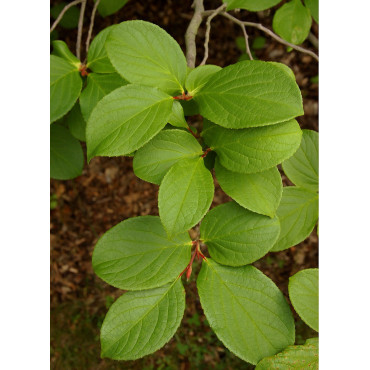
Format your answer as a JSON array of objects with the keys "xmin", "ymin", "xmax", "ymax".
[
  {"xmin": 256, "ymin": 337, "xmax": 318, "ymax": 369},
  {"xmin": 50, "ymin": 2, "xmax": 80, "ymax": 29},
  {"xmin": 80, "ymin": 72, "xmax": 128, "ymax": 122},
  {"xmin": 87, "ymin": 25, "xmax": 117, "ymax": 74},
  {"xmin": 66, "ymin": 103, "xmax": 86, "ymax": 142},
  {"xmin": 271, "ymin": 187, "xmax": 318, "ymax": 252},
  {"xmin": 252, "ymin": 36, "xmax": 267, "ymax": 50},
  {"xmin": 282, "ymin": 129, "xmax": 318, "ymax": 191},
  {"xmin": 273, "ymin": 0, "xmax": 312, "ymax": 45},
  {"xmin": 107, "ymin": 20, "xmax": 187, "ymax": 94},
  {"xmin": 95, "ymin": 0, "xmax": 129, "ymax": 17},
  {"xmin": 224, "ymin": 0, "xmax": 282, "ymax": 11},
  {"xmin": 50, "ymin": 55, "xmax": 82, "ymax": 123},
  {"xmin": 202, "ymin": 119, "xmax": 302, "ymax": 173},
  {"xmin": 92, "ymin": 216, "xmax": 191, "ymax": 290},
  {"xmin": 86, "ymin": 84, "xmax": 173, "ymax": 161},
  {"xmin": 200, "ymin": 202, "xmax": 280, "ymax": 266},
  {"xmin": 158, "ymin": 157, "xmax": 214, "ymax": 237},
  {"xmin": 181, "ymin": 100, "xmax": 199, "ymax": 116},
  {"xmin": 185, "ymin": 65, "xmax": 221, "ymax": 96},
  {"xmin": 194, "ymin": 61, "xmax": 303, "ymax": 129},
  {"xmin": 215, "ymin": 158, "xmax": 283, "ymax": 217},
  {"xmin": 305, "ymin": 0, "xmax": 318, "ymax": 23},
  {"xmin": 101, "ymin": 279, "xmax": 185, "ymax": 360},
  {"xmin": 50, "ymin": 124, "xmax": 84, "ymax": 180},
  {"xmin": 289, "ymin": 268, "xmax": 319, "ymax": 331},
  {"xmin": 51, "ymin": 40, "xmax": 80, "ymax": 67},
  {"xmin": 133, "ymin": 129, "xmax": 203, "ymax": 185},
  {"xmin": 197, "ymin": 260, "xmax": 295, "ymax": 364},
  {"xmin": 168, "ymin": 101, "xmax": 188, "ymax": 128}
]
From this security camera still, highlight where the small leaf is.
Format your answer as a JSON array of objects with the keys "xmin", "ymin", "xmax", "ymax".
[
  {"xmin": 51, "ymin": 40, "xmax": 80, "ymax": 67},
  {"xmin": 80, "ymin": 72, "xmax": 128, "ymax": 122},
  {"xmin": 86, "ymin": 84, "xmax": 173, "ymax": 161},
  {"xmin": 273, "ymin": 0, "xmax": 312, "ymax": 45},
  {"xmin": 107, "ymin": 20, "xmax": 187, "ymax": 94},
  {"xmin": 66, "ymin": 103, "xmax": 86, "ymax": 142},
  {"xmin": 133, "ymin": 129, "xmax": 203, "ymax": 185},
  {"xmin": 305, "ymin": 0, "xmax": 318, "ymax": 23},
  {"xmin": 50, "ymin": 2, "xmax": 80, "ymax": 29},
  {"xmin": 224, "ymin": 0, "xmax": 282, "ymax": 11},
  {"xmin": 95, "ymin": 0, "xmax": 129, "ymax": 17},
  {"xmin": 194, "ymin": 61, "xmax": 303, "ymax": 129},
  {"xmin": 92, "ymin": 216, "xmax": 191, "ymax": 290},
  {"xmin": 256, "ymin": 337, "xmax": 318, "ymax": 369},
  {"xmin": 181, "ymin": 100, "xmax": 199, "ymax": 116},
  {"xmin": 185, "ymin": 65, "xmax": 221, "ymax": 96},
  {"xmin": 50, "ymin": 55, "xmax": 82, "ymax": 123},
  {"xmin": 271, "ymin": 186, "xmax": 318, "ymax": 252},
  {"xmin": 200, "ymin": 202, "xmax": 280, "ymax": 266},
  {"xmin": 215, "ymin": 158, "xmax": 282, "ymax": 217},
  {"xmin": 197, "ymin": 260, "xmax": 295, "ymax": 364},
  {"xmin": 282, "ymin": 129, "xmax": 318, "ymax": 191},
  {"xmin": 50, "ymin": 124, "xmax": 84, "ymax": 180},
  {"xmin": 101, "ymin": 279, "xmax": 185, "ymax": 360},
  {"xmin": 168, "ymin": 101, "xmax": 188, "ymax": 128},
  {"xmin": 202, "ymin": 119, "xmax": 302, "ymax": 173},
  {"xmin": 289, "ymin": 268, "xmax": 319, "ymax": 331},
  {"xmin": 159, "ymin": 157, "xmax": 214, "ymax": 237}
]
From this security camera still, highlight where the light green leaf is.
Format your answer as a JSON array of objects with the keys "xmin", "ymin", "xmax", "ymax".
[
  {"xmin": 80, "ymin": 72, "xmax": 128, "ymax": 122},
  {"xmin": 202, "ymin": 119, "xmax": 302, "ymax": 173},
  {"xmin": 87, "ymin": 25, "xmax": 117, "ymax": 73},
  {"xmin": 50, "ymin": 55, "xmax": 82, "ymax": 123},
  {"xmin": 92, "ymin": 216, "xmax": 191, "ymax": 290},
  {"xmin": 50, "ymin": 2, "xmax": 80, "ymax": 29},
  {"xmin": 86, "ymin": 84, "xmax": 173, "ymax": 161},
  {"xmin": 159, "ymin": 157, "xmax": 214, "ymax": 237},
  {"xmin": 101, "ymin": 279, "xmax": 185, "ymax": 360},
  {"xmin": 50, "ymin": 124, "xmax": 84, "ymax": 180},
  {"xmin": 107, "ymin": 20, "xmax": 187, "ymax": 94},
  {"xmin": 194, "ymin": 61, "xmax": 303, "ymax": 129},
  {"xmin": 66, "ymin": 103, "xmax": 86, "ymax": 142},
  {"xmin": 223, "ymin": 0, "xmax": 282, "ymax": 11},
  {"xmin": 197, "ymin": 260, "xmax": 295, "ymax": 364},
  {"xmin": 273, "ymin": 0, "xmax": 312, "ymax": 45},
  {"xmin": 305, "ymin": 0, "xmax": 318, "ymax": 23},
  {"xmin": 282, "ymin": 129, "xmax": 318, "ymax": 191},
  {"xmin": 133, "ymin": 129, "xmax": 203, "ymax": 185},
  {"xmin": 200, "ymin": 202, "xmax": 280, "ymax": 266},
  {"xmin": 271, "ymin": 187, "xmax": 318, "ymax": 252},
  {"xmin": 268, "ymin": 61, "xmax": 296, "ymax": 80},
  {"xmin": 256, "ymin": 337, "xmax": 318, "ymax": 369},
  {"xmin": 289, "ymin": 268, "xmax": 319, "ymax": 331},
  {"xmin": 95, "ymin": 0, "xmax": 129, "ymax": 17},
  {"xmin": 185, "ymin": 65, "xmax": 221, "ymax": 96},
  {"xmin": 215, "ymin": 158, "xmax": 282, "ymax": 217},
  {"xmin": 51, "ymin": 40, "xmax": 80, "ymax": 67},
  {"xmin": 168, "ymin": 101, "xmax": 188, "ymax": 128}
]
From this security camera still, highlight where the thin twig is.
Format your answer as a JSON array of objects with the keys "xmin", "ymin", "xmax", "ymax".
[
  {"xmin": 185, "ymin": 0, "xmax": 205, "ymax": 68},
  {"xmin": 307, "ymin": 32, "xmax": 319, "ymax": 49},
  {"xmin": 240, "ymin": 23, "xmax": 253, "ymax": 60},
  {"xmin": 50, "ymin": 0, "xmax": 83, "ymax": 33},
  {"xmin": 76, "ymin": 0, "xmax": 87, "ymax": 60},
  {"xmin": 85, "ymin": 0, "xmax": 101, "ymax": 60},
  {"xmin": 200, "ymin": 4, "xmax": 226, "ymax": 66}
]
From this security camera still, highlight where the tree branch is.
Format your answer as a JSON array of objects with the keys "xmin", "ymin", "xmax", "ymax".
[
  {"xmin": 85, "ymin": 0, "xmax": 101, "ymax": 60},
  {"xmin": 185, "ymin": 0, "xmax": 204, "ymax": 68},
  {"xmin": 76, "ymin": 0, "xmax": 87, "ymax": 60},
  {"xmin": 307, "ymin": 32, "xmax": 319, "ymax": 49},
  {"xmin": 240, "ymin": 23, "xmax": 253, "ymax": 60},
  {"xmin": 50, "ymin": 0, "xmax": 83, "ymax": 33}
]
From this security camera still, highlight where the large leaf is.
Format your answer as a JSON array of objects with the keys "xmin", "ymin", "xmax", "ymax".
[
  {"xmin": 50, "ymin": 55, "xmax": 82, "ymax": 123},
  {"xmin": 273, "ymin": 0, "xmax": 312, "ymax": 45},
  {"xmin": 66, "ymin": 103, "xmax": 86, "ymax": 142},
  {"xmin": 80, "ymin": 72, "xmax": 128, "ymax": 121},
  {"xmin": 194, "ymin": 61, "xmax": 303, "ymax": 129},
  {"xmin": 202, "ymin": 119, "xmax": 302, "ymax": 173},
  {"xmin": 282, "ymin": 129, "xmax": 318, "ymax": 192},
  {"xmin": 95, "ymin": 0, "xmax": 129, "ymax": 17},
  {"xmin": 133, "ymin": 129, "xmax": 203, "ymax": 185},
  {"xmin": 197, "ymin": 260, "xmax": 295, "ymax": 364},
  {"xmin": 200, "ymin": 202, "xmax": 280, "ymax": 266},
  {"xmin": 185, "ymin": 65, "xmax": 221, "ymax": 96},
  {"xmin": 51, "ymin": 40, "xmax": 80, "ymax": 66},
  {"xmin": 289, "ymin": 268, "xmax": 319, "ymax": 331},
  {"xmin": 87, "ymin": 25, "xmax": 117, "ymax": 74},
  {"xmin": 305, "ymin": 0, "xmax": 319, "ymax": 23},
  {"xmin": 107, "ymin": 20, "xmax": 187, "ymax": 94},
  {"xmin": 215, "ymin": 158, "xmax": 282, "ymax": 217},
  {"xmin": 271, "ymin": 186, "xmax": 318, "ymax": 252},
  {"xmin": 256, "ymin": 337, "xmax": 318, "ymax": 369},
  {"xmin": 224, "ymin": 0, "xmax": 282, "ymax": 12},
  {"xmin": 86, "ymin": 84, "xmax": 173, "ymax": 161},
  {"xmin": 101, "ymin": 279, "xmax": 185, "ymax": 360},
  {"xmin": 92, "ymin": 216, "xmax": 191, "ymax": 290},
  {"xmin": 50, "ymin": 124, "xmax": 84, "ymax": 180},
  {"xmin": 158, "ymin": 157, "xmax": 214, "ymax": 237}
]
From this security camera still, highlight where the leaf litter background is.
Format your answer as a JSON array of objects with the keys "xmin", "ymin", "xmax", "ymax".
[{"xmin": 50, "ymin": 0, "xmax": 318, "ymax": 368}]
